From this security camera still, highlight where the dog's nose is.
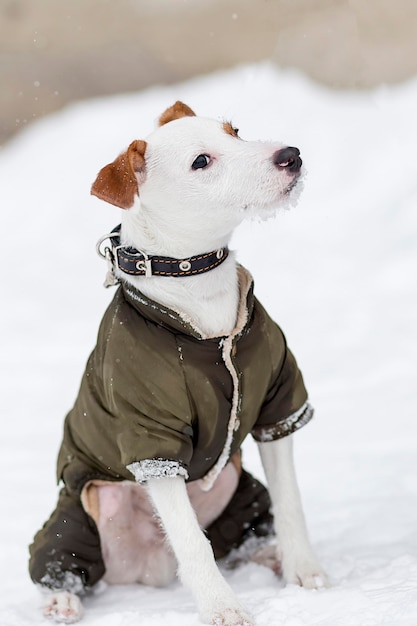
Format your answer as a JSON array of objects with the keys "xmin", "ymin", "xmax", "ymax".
[{"xmin": 273, "ymin": 147, "xmax": 302, "ymax": 173}]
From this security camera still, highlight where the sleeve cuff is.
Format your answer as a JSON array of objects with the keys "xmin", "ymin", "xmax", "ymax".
[
  {"xmin": 126, "ymin": 458, "xmax": 189, "ymax": 483},
  {"xmin": 251, "ymin": 401, "xmax": 314, "ymax": 442}
]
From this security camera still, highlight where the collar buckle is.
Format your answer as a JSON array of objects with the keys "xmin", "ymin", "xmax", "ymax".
[
  {"xmin": 96, "ymin": 229, "xmax": 152, "ymax": 278},
  {"xmin": 135, "ymin": 252, "xmax": 153, "ymax": 278}
]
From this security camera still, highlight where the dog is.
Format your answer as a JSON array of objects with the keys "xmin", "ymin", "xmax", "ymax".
[{"xmin": 29, "ymin": 101, "xmax": 327, "ymax": 625}]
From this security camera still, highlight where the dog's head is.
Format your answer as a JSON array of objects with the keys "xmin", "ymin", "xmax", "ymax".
[{"xmin": 91, "ymin": 102, "xmax": 303, "ymax": 234}]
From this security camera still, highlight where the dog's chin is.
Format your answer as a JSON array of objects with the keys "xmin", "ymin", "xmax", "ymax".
[
  {"xmin": 244, "ymin": 173, "xmax": 305, "ymax": 223},
  {"xmin": 284, "ymin": 176, "xmax": 300, "ymax": 196},
  {"xmin": 281, "ymin": 171, "xmax": 305, "ymax": 210}
]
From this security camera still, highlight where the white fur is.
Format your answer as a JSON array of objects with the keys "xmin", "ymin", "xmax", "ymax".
[
  {"xmin": 258, "ymin": 436, "xmax": 328, "ymax": 589},
  {"xmin": 119, "ymin": 115, "xmax": 299, "ymax": 338},
  {"xmin": 45, "ymin": 110, "xmax": 325, "ymax": 624},
  {"xmin": 147, "ymin": 477, "xmax": 253, "ymax": 625}
]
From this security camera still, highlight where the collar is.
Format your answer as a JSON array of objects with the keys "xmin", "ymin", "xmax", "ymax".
[{"xmin": 96, "ymin": 224, "xmax": 229, "ymax": 283}]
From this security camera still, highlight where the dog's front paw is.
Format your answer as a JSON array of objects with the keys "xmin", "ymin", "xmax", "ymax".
[
  {"xmin": 43, "ymin": 591, "xmax": 83, "ymax": 624},
  {"xmin": 212, "ymin": 607, "xmax": 253, "ymax": 626},
  {"xmin": 282, "ymin": 554, "xmax": 328, "ymax": 590}
]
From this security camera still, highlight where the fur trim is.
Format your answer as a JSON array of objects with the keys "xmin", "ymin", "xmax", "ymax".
[
  {"xmin": 198, "ymin": 269, "xmax": 252, "ymax": 491},
  {"xmin": 127, "ymin": 459, "xmax": 189, "ymax": 482},
  {"xmin": 251, "ymin": 401, "xmax": 314, "ymax": 443}
]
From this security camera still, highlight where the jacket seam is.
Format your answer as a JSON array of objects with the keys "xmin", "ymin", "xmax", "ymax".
[{"xmin": 174, "ymin": 336, "xmax": 197, "ymax": 441}]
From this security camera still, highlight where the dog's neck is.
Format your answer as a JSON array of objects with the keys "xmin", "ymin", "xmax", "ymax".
[{"xmin": 119, "ymin": 209, "xmax": 240, "ymax": 338}]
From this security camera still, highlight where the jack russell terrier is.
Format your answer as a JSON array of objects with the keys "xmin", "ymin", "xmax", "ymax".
[{"xmin": 29, "ymin": 101, "xmax": 327, "ymax": 625}]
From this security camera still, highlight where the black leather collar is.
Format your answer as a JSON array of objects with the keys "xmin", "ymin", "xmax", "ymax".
[{"xmin": 97, "ymin": 225, "xmax": 229, "ymax": 279}]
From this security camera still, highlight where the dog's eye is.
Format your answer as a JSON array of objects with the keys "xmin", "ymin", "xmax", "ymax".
[
  {"xmin": 192, "ymin": 154, "xmax": 210, "ymax": 170},
  {"xmin": 233, "ymin": 127, "xmax": 239, "ymax": 136}
]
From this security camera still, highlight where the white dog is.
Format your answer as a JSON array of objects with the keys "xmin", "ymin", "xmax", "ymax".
[{"xmin": 30, "ymin": 102, "xmax": 327, "ymax": 625}]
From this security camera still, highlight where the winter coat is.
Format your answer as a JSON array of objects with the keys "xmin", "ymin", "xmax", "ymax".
[{"xmin": 57, "ymin": 267, "xmax": 313, "ymax": 495}]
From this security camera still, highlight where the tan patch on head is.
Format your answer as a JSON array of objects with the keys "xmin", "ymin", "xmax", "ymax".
[
  {"xmin": 159, "ymin": 101, "xmax": 196, "ymax": 126},
  {"xmin": 223, "ymin": 122, "xmax": 239, "ymax": 138},
  {"xmin": 91, "ymin": 139, "xmax": 147, "ymax": 210}
]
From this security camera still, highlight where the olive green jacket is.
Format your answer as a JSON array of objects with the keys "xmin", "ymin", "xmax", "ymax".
[{"xmin": 57, "ymin": 268, "xmax": 313, "ymax": 494}]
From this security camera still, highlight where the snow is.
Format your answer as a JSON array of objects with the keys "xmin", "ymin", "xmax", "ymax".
[{"xmin": 1, "ymin": 62, "xmax": 416, "ymax": 625}]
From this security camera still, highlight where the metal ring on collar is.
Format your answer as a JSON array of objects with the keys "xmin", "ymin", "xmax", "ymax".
[{"xmin": 96, "ymin": 231, "xmax": 120, "ymax": 259}]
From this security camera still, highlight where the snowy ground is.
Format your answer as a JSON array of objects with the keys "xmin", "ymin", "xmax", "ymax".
[{"xmin": 1, "ymin": 63, "xmax": 416, "ymax": 625}]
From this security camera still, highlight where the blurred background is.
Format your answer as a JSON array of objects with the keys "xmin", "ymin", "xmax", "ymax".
[
  {"xmin": 1, "ymin": 3, "xmax": 417, "ymax": 624},
  {"xmin": 2, "ymin": 0, "xmax": 417, "ymax": 146}
]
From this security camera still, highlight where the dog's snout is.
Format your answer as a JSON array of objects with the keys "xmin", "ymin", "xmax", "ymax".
[{"xmin": 273, "ymin": 147, "xmax": 302, "ymax": 173}]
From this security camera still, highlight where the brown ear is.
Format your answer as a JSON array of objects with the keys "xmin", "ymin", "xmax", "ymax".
[
  {"xmin": 91, "ymin": 140, "xmax": 147, "ymax": 209},
  {"xmin": 159, "ymin": 101, "xmax": 196, "ymax": 126}
]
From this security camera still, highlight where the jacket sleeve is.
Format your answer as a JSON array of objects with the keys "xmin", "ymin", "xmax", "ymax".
[
  {"xmin": 115, "ymin": 399, "xmax": 194, "ymax": 482},
  {"xmin": 100, "ymin": 347, "xmax": 195, "ymax": 481},
  {"xmin": 251, "ymin": 327, "xmax": 314, "ymax": 442}
]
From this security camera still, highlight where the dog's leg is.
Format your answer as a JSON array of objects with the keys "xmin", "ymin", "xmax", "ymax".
[
  {"xmin": 43, "ymin": 591, "xmax": 83, "ymax": 624},
  {"xmin": 147, "ymin": 476, "xmax": 253, "ymax": 626},
  {"xmin": 257, "ymin": 435, "xmax": 328, "ymax": 589}
]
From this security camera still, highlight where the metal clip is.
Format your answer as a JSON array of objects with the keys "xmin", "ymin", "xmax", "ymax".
[
  {"xmin": 103, "ymin": 248, "xmax": 119, "ymax": 288},
  {"xmin": 96, "ymin": 231, "xmax": 119, "ymax": 259},
  {"xmin": 135, "ymin": 251, "xmax": 153, "ymax": 278},
  {"xmin": 96, "ymin": 232, "xmax": 120, "ymax": 288}
]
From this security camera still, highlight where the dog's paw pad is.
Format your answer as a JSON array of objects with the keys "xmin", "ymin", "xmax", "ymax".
[
  {"xmin": 43, "ymin": 591, "xmax": 83, "ymax": 624},
  {"xmin": 212, "ymin": 608, "xmax": 253, "ymax": 626}
]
